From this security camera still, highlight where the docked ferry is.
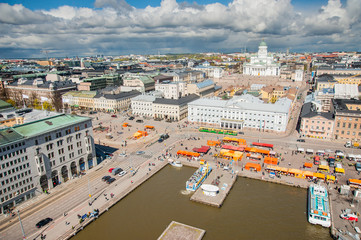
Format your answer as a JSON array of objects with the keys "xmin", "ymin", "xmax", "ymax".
[
  {"xmin": 186, "ymin": 164, "xmax": 212, "ymax": 191},
  {"xmin": 308, "ymin": 184, "xmax": 331, "ymax": 227}
]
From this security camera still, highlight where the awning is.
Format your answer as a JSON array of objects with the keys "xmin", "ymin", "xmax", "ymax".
[
  {"xmin": 288, "ymin": 168, "xmax": 303, "ymax": 175},
  {"xmin": 303, "ymin": 171, "xmax": 314, "ymax": 177},
  {"xmin": 304, "ymin": 162, "xmax": 313, "ymax": 168},
  {"xmin": 336, "ymin": 152, "xmax": 345, "ymax": 156},
  {"xmin": 314, "ymin": 172, "xmax": 325, "ymax": 179},
  {"xmin": 327, "ymin": 175, "xmax": 336, "ymax": 181},
  {"xmin": 318, "ymin": 165, "xmax": 329, "ymax": 171},
  {"xmin": 335, "ymin": 167, "xmax": 345, "ymax": 173},
  {"xmin": 317, "ymin": 150, "xmax": 325, "ymax": 153},
  {"xmin": 297, "ymin": 148, "xmax": 305, "ymax": 152},
  {"xmin": 306, "ymin": 149, "xmax": 314, "ymax": 153},
  {"xmin": 269, "ymin": 151, "xmax": 276, "ymax": 155}
]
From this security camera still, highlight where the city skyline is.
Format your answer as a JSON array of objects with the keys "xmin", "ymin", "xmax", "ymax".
[{"xmin": 0, "ymin": 0, "xmax": 360, "ymax": 58}]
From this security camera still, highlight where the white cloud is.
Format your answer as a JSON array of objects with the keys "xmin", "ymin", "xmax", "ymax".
[{"xmin": 0, "ymin": 0, "xmax": 360, "ymax": 58}]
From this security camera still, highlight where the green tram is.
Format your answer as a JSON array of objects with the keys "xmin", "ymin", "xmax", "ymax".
[{"xmin": 199, "ymin": 127, "xmax": 238, "ymax": 136}]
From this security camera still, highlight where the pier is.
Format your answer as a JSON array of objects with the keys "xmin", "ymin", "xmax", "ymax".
[
  {"xmin": 180, "ymin": 160, "xmax": 237, "ymax": 208},
  {"xmin": 158, "ymin": 221, "xmax": 205, "ymax": 240}
]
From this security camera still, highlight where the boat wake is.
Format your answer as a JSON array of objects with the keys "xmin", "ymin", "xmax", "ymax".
[{"xmin": 180, "ymin": 190, "xmax": 192, "ymax": 195}]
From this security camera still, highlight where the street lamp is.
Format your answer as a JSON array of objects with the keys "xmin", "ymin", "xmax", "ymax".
[{"xmin": 17, "ymin": 210, "xmax": 26, "ymax": 239}]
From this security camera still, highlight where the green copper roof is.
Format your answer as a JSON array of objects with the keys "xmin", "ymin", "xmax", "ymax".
[
  {"xmin": 259, "ymin": 40, "xmax": 267, "ymax": 46},
  {"xmin": 0, "ymin": 128, "xmax": 24, "ymax": 146},
  {"xmin": 63, "ymin": 91, "xmax": 97, "ymax": 98},
  {"xmin": 0, "ymin": 99, "xmax": 13, "ymax": 110},
  {"xmin": 13, "ymin": 114, "xmax": 91, "ymax": 137}
]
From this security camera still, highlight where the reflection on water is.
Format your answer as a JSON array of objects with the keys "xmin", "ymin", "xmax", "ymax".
[{"xmin": 73, "ymin": 166, "xmax": 331, "ymax": 240}]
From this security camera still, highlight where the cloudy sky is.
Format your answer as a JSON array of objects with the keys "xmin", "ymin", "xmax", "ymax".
[{"xmin": 0, "ymin": 0, "xmax": 360, "ymax": 58}]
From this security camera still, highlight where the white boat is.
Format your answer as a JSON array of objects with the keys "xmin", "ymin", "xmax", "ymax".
[
  {"xmin": 168, "ymin": 159, "xmax": 183, "ymax": 167},
  {"xmin": 186, "ymin": 165, "xmax": 212, "ymax": 191},
  {"xmin": 308, "ymin": 184, "xmax": 331, "ymax": 227}
]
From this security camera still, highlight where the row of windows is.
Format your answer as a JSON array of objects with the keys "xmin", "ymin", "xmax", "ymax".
[
  {"xmin": 0, "ymin": 148, "xmax": 27, "ymax": 161},
  {"xmin": 335, "ymin": 130, "xmax": 361, "ymax": 136},
  {"xmin": 37, "ymin": 124, "xmax": 88, "ymax": 145},
  {"xmin": 336, "ymin": 122, "xmax": 361, "ymax": 129},
  {"xmin": 1, "ymin": 169, "xmax": 31, "ymax": 187},
  {"xmin": 1, "ymin": 183, "xmax": 34, "ymax": 203},
  {"xmin": 0, "ymin": 156, "xmax": 28, "ymax": 170},
  {"xmin": 305, "ymin": 120, "xmax": 332, "ymax": 124},
  {"xmin": 0, "ymin": 141, "xmax": 26, "ymax": 153}
]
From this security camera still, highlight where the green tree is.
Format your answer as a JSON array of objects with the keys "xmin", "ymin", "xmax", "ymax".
[
  {"xmin": 33, "ymin": 99, "xmax": 42, "ymax": 110},
  {"xmin": 6, "ymin": 99, "xmax": 16, "ymax": 107},
  {"xmin": 42, "ymin": 101, "xmax": 53, "ymax": 111}
]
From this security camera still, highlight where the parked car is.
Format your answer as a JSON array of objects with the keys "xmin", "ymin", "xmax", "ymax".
[
  {"xmin": 36, "ymin": 218, "xmax": 53, "ymax": 228},
  {"xmin": 136, "ymin": 151, "xmax": 145, "ymax": 155},
  {"xmin": 356, "ymin": 162, "xmax": 361, "ymax": 172},
  {"xmin": 335, "ymin": 150, "xmax": 344, "ymax": 154},
  {"xmin": 106, "ymin": 178, "xmax": 116, "ymax": 184},
  {"xmin": 128, "ymin": 116, "xmax": 135, "ymax": 120},
  {"xmin": 136, "ymin": 119, "xmax": 143, "ymax": 123},
  {"xmin": 108, "ymin": 168, "xmax": 114, "ymax": 173},
  {"xmin": 102, "ymin": 176, "xmax": 111, "ymax": 182},
  {"xmin": 297, "ymin": 139, "xmax": 305, "ymax": 142},
  {"xmin": 111, "ymin": 168, "xmax": 123, "ymax": 175},
  {"xmin": 238, "ymin": 131, "xmax": 244, "ymax": 135},
  {"xmin": 111, "ymin": 115, "xmax": 117, "ymax": 118},
  {"xmin": 119, "ymin": 153, "xmax": 127, "ymax": 157},
  {"xmin": 118, "ymin": 170, "xmax": 127, "ymax": 177}
]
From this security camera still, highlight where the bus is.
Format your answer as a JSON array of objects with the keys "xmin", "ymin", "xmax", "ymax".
[{"xmin": 199, "ymin": 127, "xmax": 237, "ymax": 136}]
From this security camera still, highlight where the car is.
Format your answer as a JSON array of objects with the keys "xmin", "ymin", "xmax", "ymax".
[
  {"xmin": 128, "ymin": 116, "xmax": 135, "ymax": 120},
  {"xmin": 297, "ymin": 139, "xmax": 305, "ymax": 142},
  {"xmin": 119, "ymin": 153, "xmax": 127, "ymax": 157},
  {"xmin": 158, "ymin": 138, "xmax": 164, "ymax": 143},
  {"xmin": 102, "ymin": 176, "xmax": 111, "ymax": 182},
  {"xmin": 106, "ymin": 177, "xmax": 115, "ymax": 184},
  {"xmin": 136, "ymin": 151, "xmax": 145, "ymax": 155},
  {"xmin": 108, "ymin": 168, "xmax": 114, "ymax": 173},
  {"xmin": 36, "ymin": 218, "xmax": 53, "ymax": 228},
  {"xmin": 118, "ymin": 170, "xmax": 127, "ymax": 177},
  {"xmin": 136, "ymin": 119, "xmax": 143, "ymax": 123},
  {"xmin": 238, "ymin": 131, "xmax": 244, "ymax": 135},
  {"xmin": 335, "ymin": 150, "xmax": 343, "ymax": 154},
  {"xmin": 356, "ymin": 162, "xmax": 361, "ymax": 172},
  {"xmin": 111, "ymin": 114, "xmax": 117, "ymax": 118}
]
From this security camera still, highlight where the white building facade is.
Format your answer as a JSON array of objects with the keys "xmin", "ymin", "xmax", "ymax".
[
  {"xmin": 243, "ymin": 41, "xmax": 280, "ymax": 76},
  {"xmin": 0, "ymin": 114, "xmax": 96, "ymax": 214},
  {"xmin": 188, "ymin": 95, "xmax": 291, "ymax": 132}
]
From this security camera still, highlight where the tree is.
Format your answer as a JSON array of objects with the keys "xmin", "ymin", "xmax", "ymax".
[
  {"xmin": 33, "ymin": 99, "xmax": 42, "ymax": 110},
  {"xmin": 50, "ymin": 91, "xmax": 63, "ymax": 112},
  {"xmin": 0, "ymin": 87, "xmax": 9, "ymax": 101},
  {"xmin": 6, "ymin": 99, "xmax": 16, "ymax": 107},
  {"xmin": 29, "ymin": 92, "xmax": 39, "ymax": 108},
  {"xmin": 42, "ymin": 101, "xmax": 53, "ymax": 111}
]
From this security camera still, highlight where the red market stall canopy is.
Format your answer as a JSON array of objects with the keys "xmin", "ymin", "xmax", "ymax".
[
  {"xmin": 251, "ymin": 142, "xmax": 274, "ymax": 149},
  {"xmin": 245, "ymin": 163, "xmax": 261, "ymax": 172},
  {"xmin": 176, "ymin": 150, "xmax": 200, "ymax": 157},
  {"xmin": 222, "ymin": 145, "xmax": 245, "ymax": 152},
  {"xmin": 207, "ymin": 140, "xmax": 221, "ymax": 146},
  {"xmin": 263, "ymin": 156, "xmax": 278, "ymax": 165},
  {"xmin": 193, "ymin": 146, "xmax": 210, "ymax": 153}
]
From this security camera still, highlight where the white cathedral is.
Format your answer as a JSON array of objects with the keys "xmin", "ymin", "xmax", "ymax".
[{"xmin": 243, "ymin": 40, "xmax": 280, "ymax": 76}]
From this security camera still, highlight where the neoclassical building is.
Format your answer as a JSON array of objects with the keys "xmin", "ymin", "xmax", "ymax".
[
  {"xmin": 243, "ymin": 40, "xmax": 280, "ymax": 76},
  {"xmin": 188, "ymin": 94, "xmax": 291, "ymax": 132},
  {"xmin": 0, "ymin": 114, "xmax": 96, "ymax": 214}
]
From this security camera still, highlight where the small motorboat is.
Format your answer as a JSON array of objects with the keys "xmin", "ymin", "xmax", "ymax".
[
  {"xmin": 340, "ymin": 213, "xmax": 358, "ymax": 222},
  {"xmin": 168, "ymin": 159, "xmax": 183, "ymax": 167}
]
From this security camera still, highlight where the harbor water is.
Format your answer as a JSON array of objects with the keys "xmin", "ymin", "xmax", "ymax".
[{"xmin": 73, "ymin": 165, "xmax": 331, "ymax": 240}]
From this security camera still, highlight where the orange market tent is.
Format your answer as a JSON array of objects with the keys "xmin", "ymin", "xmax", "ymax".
[
  {"xmin": 288, "ymin": 168, "xmax": 305, "ymax": 178},
  {"xmin": 335, "ymin": 167, "xmax": 345, "ymax": 174},
  {"xmin": 246, "ymin": 153, "xmax": 262, "ymax": 160},
  {"xmin": 222, "ymin": 137, "xmax": 246, "ymax": 145},
  {"xmin": 304, "ymin": 162, "xmax": 313, "ymax": 168},
  {"xmin": 278, "ymin": 167, "xmax": 289, "ymax": 174},
  {"xmin": 348, "ymin": 179, "xmax": 361, "ymax": 188},
  {"xmin": 123, "ymin": 123, "xmax": 129, "ymax": 127},
  {"xmin": 303, "ymin": 171, "xmax": 314, "ymax": 178},
  {"xmin": 144, "ymin": 125, "xmax": 154, "ymax": 129},
  {"xmin": 266, "ymin": 165, "xmax": 280, "ymax": 172},
  {"xmin": 313, "ymin": 172, "xmax": 325, "ymax": 180},
  {"xmin": 264, "ymin": 156, "xmax": 278, "ymax": 165},
  {"xmin": 327, "ymin": 175, "xmax": 335, "ymax": 182},
  {"xmin": 219, "ymin": 149, "xmax": 243, "ymax": 161},
  {"xmin": 207, "ymin": 140, "xmax": 220, "ymax": 147},
  {"xmin": 245, "ymin": 147, "xmax": 270, "ymax": 155},
  {"xmin": 318, "ymin": 165, "xmax": 329, "ymax": 173},
  {"xmin": 245, "ymin": 162, "xmax": 261, "ymax": 172},
  {"xmin": 176, "ymin": 150, "xmax": 200, "ymax": 157},
  {"xmin": 200, "ymin": 159, "xmax": 205, "ymax": 165},
  {"xmin": 133, "ymin": 130, "xmax": 148, "ymax": 139}
]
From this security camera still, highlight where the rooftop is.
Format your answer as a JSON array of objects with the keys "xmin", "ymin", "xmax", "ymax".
[{"xmin": 153, "ymin": 94, "xmax": 199, "ymax": 106}]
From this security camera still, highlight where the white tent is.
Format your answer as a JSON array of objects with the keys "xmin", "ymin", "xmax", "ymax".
[{"xmin": 306, "ymin": 149, "xmax": 314, "ymax": 153}]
